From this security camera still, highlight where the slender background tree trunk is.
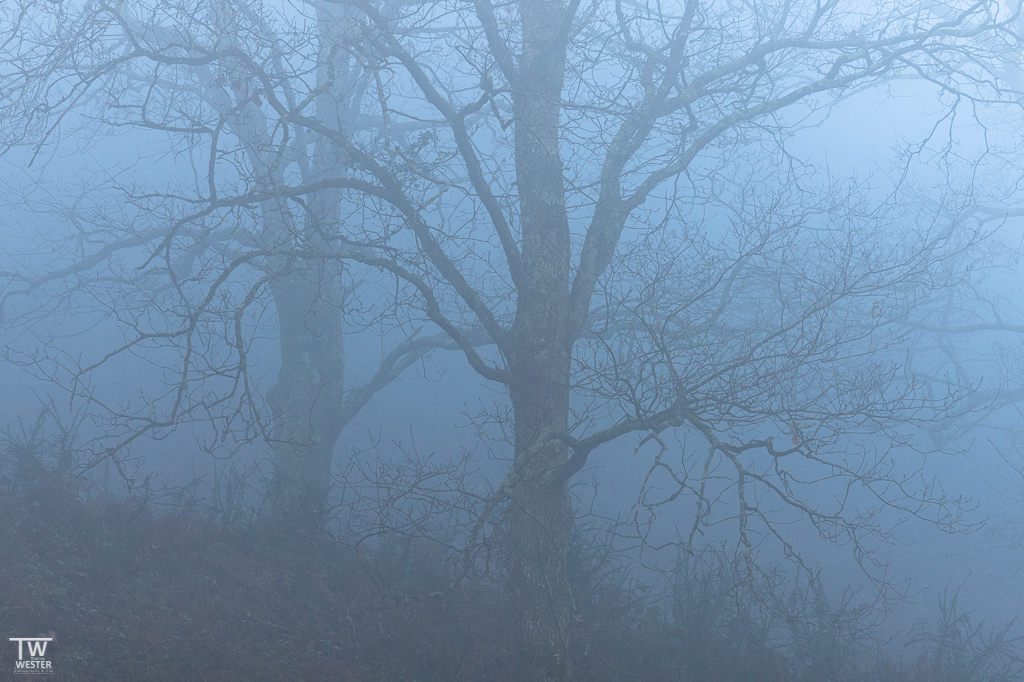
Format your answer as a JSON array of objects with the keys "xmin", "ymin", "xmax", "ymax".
[{"xmin": 265, "ymin": 6, "xmax": 353, "ymax": 529}]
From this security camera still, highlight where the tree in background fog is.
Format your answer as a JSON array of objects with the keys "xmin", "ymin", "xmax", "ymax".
[
  {"xmin": 0, "ymin": 0, "xmax": 491, "ymax": 527},
  {"xmin": 1, "ymin": 0, "xmax": 1022, "ymax": 680}
]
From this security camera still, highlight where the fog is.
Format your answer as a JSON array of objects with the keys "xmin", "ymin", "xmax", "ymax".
[{"xmin": 2, "ymin": 0, "xmax": 1024, "ymax": 679}]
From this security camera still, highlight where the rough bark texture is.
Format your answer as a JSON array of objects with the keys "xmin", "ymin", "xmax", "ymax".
[
  {"xmin": 509, "ymin": 0, "xmax": 575, "ymax": 677},
  {"xmin": 266, "ymin": 264, "xmax": 345, "ymax": 530}
]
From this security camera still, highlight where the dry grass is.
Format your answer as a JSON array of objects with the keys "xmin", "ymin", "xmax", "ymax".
[{"xmin": 0, "ymin": 451, "xmax": 1021, "ymax": 681}]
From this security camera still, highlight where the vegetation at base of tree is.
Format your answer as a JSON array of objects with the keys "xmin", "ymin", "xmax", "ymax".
[
  {"xmin": 2, "ymin": 1, "xmax": 1023, "ymax": 676},
  {"xmin": 2, "ymin": 417, "xmax": 1021, "ymax": 682}
]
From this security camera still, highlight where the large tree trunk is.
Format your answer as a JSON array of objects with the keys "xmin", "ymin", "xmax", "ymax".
[
  {"xmin": 509, "ymin": 0, "xmax": 575, "ymax": 676},
  {"xmin": 265, "ymin": 6, "xmax": 354, "ymax": 530},
  {"xmin": 507, "ymin": 363, "xmax": 575, "ymax": 680},
  {"xmin": 266, "ymin": 263, "xmax": 346, "ymax": 531}
]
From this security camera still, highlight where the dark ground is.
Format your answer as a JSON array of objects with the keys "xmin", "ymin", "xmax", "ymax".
[{"xmin": 0, "ymin": 446, "xmax": 1020, "ymax": 681}]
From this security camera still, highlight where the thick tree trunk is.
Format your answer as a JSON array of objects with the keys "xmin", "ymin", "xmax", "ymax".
[
  {"xmin": 266, "ymin": 263, "xmax": 345, "ymax": 531},
  {"xmin": 509, "ymin": 0, "xmax": 575, "ymax": 677},
  {"xmin": 265, "ymin": 7, "xmax": 353, "ymax": 531},
  {"xmin": 507, "ymin": 362, "xmax": 575, "ymax": 680}
]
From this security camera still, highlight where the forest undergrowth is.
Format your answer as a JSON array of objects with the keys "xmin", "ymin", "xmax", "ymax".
[{"xmin": 0, "ymin": 417, "xmax": 1021, "ymax": 681}]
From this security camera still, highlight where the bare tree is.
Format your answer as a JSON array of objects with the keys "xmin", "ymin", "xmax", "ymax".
[
  {"xmin": 278, "ymin": 0, "xmax": 1017, "ymax": 678},
  {"xmin": 2, "ymin": 0, "xmax": 1022, "ymax": 679},
  {"xmin": 0, "ymin": 0, "xmax": 489, "ymax": 527}
]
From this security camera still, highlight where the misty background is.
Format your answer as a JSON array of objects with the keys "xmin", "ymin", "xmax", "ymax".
[{"xmin": 4, "ymin": 0, "xmax": 1024, "ymax": 679}]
